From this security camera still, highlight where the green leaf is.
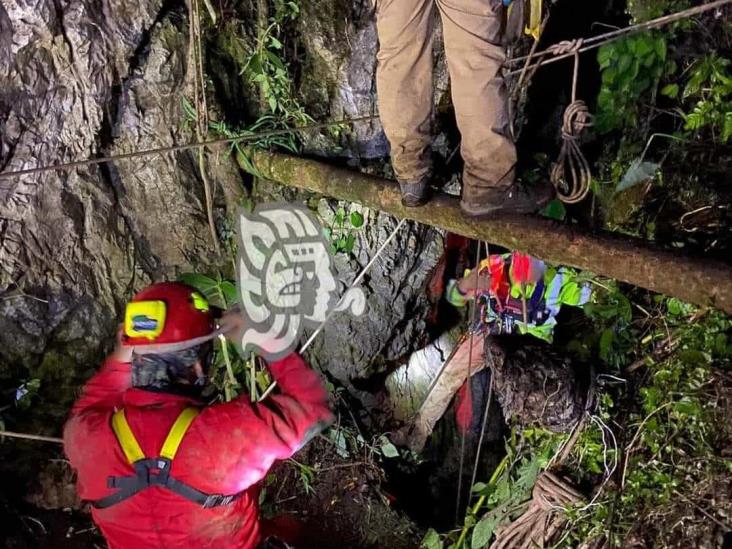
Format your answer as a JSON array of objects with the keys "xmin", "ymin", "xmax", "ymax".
[
  {"xmin": 602, "ymin": 67, "xmax": 618, "ymax": 85},
  {"xmin": 634, "ymin": 36, "xmax": 653, "ymax": 57},
  {"xmin": 471, "ymin": 514, "xmax": 499, "ymax": 549},
  {"xmin": 265, "ymin": 50, "xmax": 286, "ymax": 70},
  {"xmin": 268, "ymin": 95, "xmax": 278, "ymax": 113},
  {"xmin": 350, "ymin": 211, "xmax": 364, "ymax": 228},
  {"xmin": 660, "ymin": 83, "xmax": 679, "ymax": 98},
  {"xmin": 179, "ymin": 273, "xmax": 226, "ymax": 308},
  {"xmin": 618, "ymin": 54, "xmax": 632, "ymax": 74},
  {"xmin": 723, "ymin": 111, "xmax": 732, "ymax": 142},
  {"xmin": 421, "ymin": 528, "xmax": 443, "ymax": 549},
  {"xmin": 379, "ymin": 435, "xmax": 399, "ymax": 458},
  {"xmin": 344, "ymin": 233, "xmax": 356, "ymax": 253},
  {"xmin": 220, "ymin": 281, "xmax": 239, "ymax": 307},
  {"xmin": 599, "ymin": 328, "xmax": 615, "ymax": 361},
  {"xmin": 597, "ymin": 45, "xmax": 614, "ymax": 69},
  {"xmin": 654, "ymin": 38, "xmax": 667, "ymax": 61},
  {"xmin": 672, "ymin": 397, "xmax": 701, "ymax": 418},
  {"xmin": 539, "ymin": 198, "xmax": 566, "ymax": 221}
]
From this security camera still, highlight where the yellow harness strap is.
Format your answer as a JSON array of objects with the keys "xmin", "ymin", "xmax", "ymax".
[
  {"xmin": 110, "ymin": 407, "xmax": 200, "ymax": 464},
  {"xmin": 160, "ymin": 407, "xmax": 200, "ymax": 460},
  {"xmin": 111, "ymin": 410, "xmax": 146, "ymax": 464}
]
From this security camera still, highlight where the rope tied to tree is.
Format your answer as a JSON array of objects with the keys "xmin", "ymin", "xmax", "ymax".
[{"xmin": 550, "ymin": 41, "xmax": 594, "ymax": 205}]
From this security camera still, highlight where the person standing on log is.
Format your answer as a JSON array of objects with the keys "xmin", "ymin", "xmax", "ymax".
[
  {"xmin": 374, "ymin": 0, "xmax": 554, "ymax": 214},
  {"xmin": 63, "ymin": 282, "xmax": 333, "ymax": 549}
]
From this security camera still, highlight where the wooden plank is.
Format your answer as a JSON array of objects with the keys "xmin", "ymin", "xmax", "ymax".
[{"xmin": 247, "ymin": 150, "xmax": 732, "ymax": 313}]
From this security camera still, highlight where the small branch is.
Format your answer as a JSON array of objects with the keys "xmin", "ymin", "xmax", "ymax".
[
  {"xmin": 621, "ymin": 402, "xmax": 673, "ymax": 489},
  {"xmin": 672, "ymin": 490, "xmax": 731, "ymax": 531},
  {"xmin": 218, "ymin": 335, "xmax": 236, "ymax": 402},
  {"xmin": 0, "ymin": 431, "xmax": 63, "ymax": 444}
]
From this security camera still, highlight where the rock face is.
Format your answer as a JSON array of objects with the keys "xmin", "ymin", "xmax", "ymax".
[
  {"xmin": 252, "ymin": 179, "xmax": 446, "ymax": 417},
  {"xmin": 297, "ymin": 0, "xmax": 450, "ymax": 160},
  {"xmin": 0, "ymin": 0, "xmax": 241, "ymax": 431}
]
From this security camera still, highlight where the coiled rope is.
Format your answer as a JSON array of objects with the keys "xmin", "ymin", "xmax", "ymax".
[
  {"xmin": 491, "ymin": 472, "xmax": 585, "ymax": 549},
  {"xmin": 549, "ymin": 40, "xmax": 594, "ymax": 204},
  {"xmin": 0, "ymin": 1, "xmax": 728, "ymax": 183}
]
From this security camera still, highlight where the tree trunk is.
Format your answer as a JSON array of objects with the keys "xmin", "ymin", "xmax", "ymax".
[{"xmin": 246, "ymin": 150, "xmax": 732, "ymax": 313}]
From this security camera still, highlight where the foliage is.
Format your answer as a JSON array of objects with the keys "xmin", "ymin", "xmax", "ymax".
[
  {"xmin": 322, "ymin": 206, "xmax": 365, "ymax": 255},
  {"xmin": 288, "ymin": 458, "xmax": 316, "ymax": 495},
  {"xmin": 179, "ymin": 272, "xmax": 238, "ymax": 310},
  {"xmin": 625, "ymin": 0, "xmax": 690, "ymax": 23},
  {"xmin": 665, "ymin": 53, "xmax": 732, "ymax": 143},
  {"xmin": 596, "ymin": 32, "xmax": 670, "ymax": 133},
  {"xmin": 427, "ymin": 428, "xmax": 566, "ymax": 549},
  {"xmin": 566, "ymin": 278, "xmax": 636, "ymax": 369},
  {"xmin": 184, "ymin": 0, "xmax": 313, "ymax": 177},
  {"xmin": 324, "ymin": 421, "xmax": 404, "ymax": 462},
  {"xmin": 561, "ymin": 303, "xmax": 731, "ymax": 546},
  {"xmin": 241, "ymin": 1, "xmax": 310, "ymax": 124},
  {"xmin": 178, "ymin": 273, "xmax": 272, "ymax": 402},
  {"xmin": 183, "ymin": 99, "xmax": 301, "ymax": 178}
]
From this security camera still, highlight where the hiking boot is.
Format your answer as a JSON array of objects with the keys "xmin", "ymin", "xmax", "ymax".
[
  {"xmin": 399, "ymin": 175, "xmax": 430, "ymax": 207},
  {"xmin": 460, "ymin": 181, "xmax": 554, "ymax": 216}
]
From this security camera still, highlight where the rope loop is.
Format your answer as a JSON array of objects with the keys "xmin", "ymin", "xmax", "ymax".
[
  {"xmin": 546, "ymin": 38, "xmax": 584, "ymax": 56},
  {"xmin": 550, "ymin": 100, "xmax": 594, "ymax": 204}
]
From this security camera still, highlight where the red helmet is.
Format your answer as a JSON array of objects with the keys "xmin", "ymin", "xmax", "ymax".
[{"xmin": 123, "ymin": 282, "xmax": 215, "ymax": 350}]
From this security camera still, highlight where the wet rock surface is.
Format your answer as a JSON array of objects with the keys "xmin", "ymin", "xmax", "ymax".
[
  {"xmin": 296, "ymin": 0, "xmax": 450, "ymax": 161},
  {"xmin": 0, "ymin": 0, "xmax": 242, "ymax": 430},
  {"xmin": 253, "ymin": 177, "xmax": 445, "ymax": 416}
]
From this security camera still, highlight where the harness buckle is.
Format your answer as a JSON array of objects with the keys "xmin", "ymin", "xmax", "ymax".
[{"xmin": 202, "ymin": 494, "xmax": 235, "ymax": 509}]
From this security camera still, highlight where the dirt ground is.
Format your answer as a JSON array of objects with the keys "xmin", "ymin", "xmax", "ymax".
[{"xmin": 262, "ymin": 437, "xmax": 421, "ymax": 549}]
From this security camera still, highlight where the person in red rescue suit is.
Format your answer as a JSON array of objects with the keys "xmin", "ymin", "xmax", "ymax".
[{"xmin": 63, "ymin": 282, "xmax": 334, "ymax": 549}]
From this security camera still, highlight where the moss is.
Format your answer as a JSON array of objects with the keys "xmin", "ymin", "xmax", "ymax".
[
  {"xmin": 206, "ymin": 20, "xmax": 259, "ymax": 125},
  {"xmin": 296, "ymin": 0, "xmax": 353, "ymax": 118}
]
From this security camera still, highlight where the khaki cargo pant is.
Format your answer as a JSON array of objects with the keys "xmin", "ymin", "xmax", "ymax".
[{"xmin": 375, "ymin": 0, "xmax": 517, "ymax": 203}]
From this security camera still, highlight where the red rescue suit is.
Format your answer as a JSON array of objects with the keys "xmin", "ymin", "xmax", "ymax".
[{"xmin": 64, "ymin": 353, "xmax": 333, "ymax": 549}]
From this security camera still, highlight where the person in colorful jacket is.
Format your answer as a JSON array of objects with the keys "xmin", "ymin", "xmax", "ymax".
[
  {"xmin": 445, "ymin": 251, "xmax": 591, "ymax": 342},
  {"xmin": 63, "ymin": 282, "xmax": 333, "ymax": 549},
  {"xmin": 392, "ymin": 252, "xmax": 590, "ymax": 452}
]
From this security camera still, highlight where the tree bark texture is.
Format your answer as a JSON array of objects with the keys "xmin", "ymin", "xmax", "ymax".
[{"xmin": 247, "ymin": 150, "xmax": 732, "ymax": 313}]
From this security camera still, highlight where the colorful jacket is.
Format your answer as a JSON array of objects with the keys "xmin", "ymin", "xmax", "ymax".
[
  {"xmin": 64, "ymin": 353, "xmax": 333, "ymax": 549},
  {"xmin": 446, "ymin": 252, "xmax": 591, "ymax": 342}
]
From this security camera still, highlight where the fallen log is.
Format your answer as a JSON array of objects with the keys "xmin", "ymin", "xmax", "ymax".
[{"xmin": 245, "ymin": 151, "xmax": 732, "ymax": 314}]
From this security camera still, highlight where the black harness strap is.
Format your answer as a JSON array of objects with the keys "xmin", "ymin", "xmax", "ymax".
[{"xmin": 92, "ymin": 459, "xmax": 242, "ymax": 509}]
